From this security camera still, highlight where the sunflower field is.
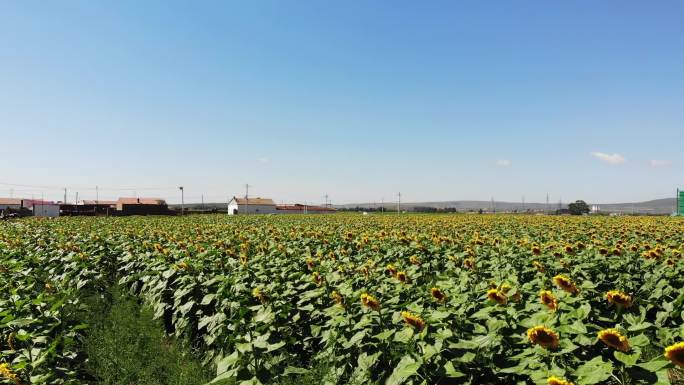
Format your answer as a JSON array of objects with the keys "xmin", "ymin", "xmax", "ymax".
[{"xmin": 1, "ymin": 214, "xmax": 684, "ymax": 385}]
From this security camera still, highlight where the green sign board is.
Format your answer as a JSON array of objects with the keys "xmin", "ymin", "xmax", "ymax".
[{"xmin": 680, "ymin": 190, "xmax": 684, "ymax": 215}]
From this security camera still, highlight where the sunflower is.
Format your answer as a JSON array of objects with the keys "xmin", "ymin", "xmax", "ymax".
[
  {"xmin": 539, "ymin": 290, "xmax": 558, "ymax": 311},
  {"xmin": 552, "ymin": 275, "xmax": 579, "ymax": 295},
  {"xmin": 306, "ymin": 257, "xmax": 315, "ymax": 270},
  {"xmin": 598, "ymin": 329, "xmax": 631, "ymax": 352},
  {"xmin": 430, "ymin": 287, "xmax": 447, "ymax": 303},
  {"xmin": 605, "ymin": 290, "xmax": 632, "ymax": 308},
  {"xmin": 409, "ymin": 255, "xmax": 421, "ymax": 265},
  {"xmin": 396, "ymin": 271, "xmax": 409, "ymax": 283},
  {"xmin": 487, "ymin": 289, "xmax": 508, "ymax": 305},
  {"xmin": 312, "ymin": 272, "xmax": 323, "ymax": 285},
  {"xmin": 500, "ymin": 284, "xmax": 521, "ymax": 302},
  {"xmin": 330, "ymin": 290, "xmax": 345, "ymax": 307},
  {"xmin": 664, "ymin": 341, "xmax": 684, "ymax": 368},
  {"xmin": 252, "ymin": 287, "xmax": 268, "ymax": 303},
  {"xmin": 533, "ymin": 260, "xmax": 545, "ymax": 273},
  {"xmin": 360, "ymin": 293, "xmax": 380, "ymax": 311},
  {"xmin": 386, "ymin": 264, "xmax": 397, "ymax": 275},
  {"xmin": 463, "ymin": 258, "xmax": 475, "ymax": 270},
  {"xmin": 547, "ymin": 376, "xmax": 574, "ymax": 385},
  {"xmin": 532, "ymin": 246, "xmax": 541, "ymax": 256},
  {"xmin": 527, "ymin": 326, "xmax": 559, "ymax": 349},
  {"xmin": 401, "ymin": 311, "xmax": 426, "ymax": 331},
  {"xmin": 0, "ymin": 362, "xmax": 21, "ymax": 385},
  {"xmin": 564, "ymin": 245, "xmax": 574, "ymax": 254}
]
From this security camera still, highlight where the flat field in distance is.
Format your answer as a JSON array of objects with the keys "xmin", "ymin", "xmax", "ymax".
[{"xmin": 1, "ymin": 214, "xmax": 683, "ymax": 385}]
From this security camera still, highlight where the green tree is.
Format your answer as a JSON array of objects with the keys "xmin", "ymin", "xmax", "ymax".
[{"xmin": 568, "ymin": 200, "xmax": 590, "ymax": 215}]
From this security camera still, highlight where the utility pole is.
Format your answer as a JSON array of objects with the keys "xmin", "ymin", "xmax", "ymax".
[
  {"xmin": 324, "ymin": 194, "xmax": 329, "ymax": 208},
  {"xmin": 245, "ymin": 184, "xmax": 251, "ymax": 200},
  {"xmin": 522, "ymin": 195, "xmax": 525, "ymax": 212},
  {"xmin": 179, "ymin": 186, "xmax": 184, "ymax": 215},
  {"xmin": 397, "ymin": 192, "xmax": 401, "ymax": 214},
  {"xmin": 491, "ymin": 197, "xmax": 495, "ymax": 213},
  {"xmin": 546, "ymin": 193, "xmax": 549, "ymax": 214},
  {"xmin": 201, "ymin": 194, "xmax": 205, "ymax": 211},
  {"xmin": 75, "ymin": 192, "xmax": 79, "ymax": 205},
  {"xmin": 64, "ymin": 188, "xmax": 67, "ymax": 204},
  {"xmin": 96, "ymin": 186, "xmax": 99, "ymax": 205},
  {"xmin": 381, "ymin": 197, "xmax": 384, "ymax": 213}
]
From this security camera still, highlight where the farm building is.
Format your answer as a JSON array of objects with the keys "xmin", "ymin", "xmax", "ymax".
[
  {"xmin": 24, "ymin": 200, "xmax": 60, "ymax": 217},
  {"xmin": 227, "ymin": 197, "xmax": 277, "ymax": 215},
  {"xmin": 0, "ymin": 198, "xmax": 24, "ymax": 211},
  {"xmin": 60, "ymin": 200, "xmax": 117, "ymax": 216},
  {"xmin": 276, "ymin": 204, "xmax": 337, "ymax": 214},
  {"xmin": 116, "ymin": 197, "xmax": 170, "ymax": 215}
]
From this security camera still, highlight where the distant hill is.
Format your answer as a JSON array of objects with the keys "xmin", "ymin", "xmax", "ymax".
[
  {"xmin": 334, "ymin": 198, "xmax": 678, "ymax": 215},
  {"xmin": 170, "ymin": 198, "xmax": 678, "ymax": 215}
]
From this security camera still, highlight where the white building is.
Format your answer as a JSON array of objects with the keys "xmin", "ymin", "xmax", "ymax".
[
  {"xmin": 33, "ymin": 203, "xmax": 60, "ymax": 217},
  {"xmin": 22, "ymin": 200, "xmax": 60, "ymax": 217},
  {"xmin": 227, "ymin": 197, "xmax": 277, "ymax": 215}
]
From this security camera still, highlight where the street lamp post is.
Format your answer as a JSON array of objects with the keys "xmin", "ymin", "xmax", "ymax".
[{"xmin": 179, "ymin": 186, "xmax": 184, "ymax": 215}]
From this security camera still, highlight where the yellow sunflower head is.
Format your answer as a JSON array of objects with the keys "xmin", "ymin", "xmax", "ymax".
[
  {"xmin": 605, "ymin": 290, "xmax": 633, "ymax": 308},
  {"xmin": 546, "ymin": 376, "xmax": 575, "ymax": 385},
  {"xmin": 547, "ymin": 376, "xmax": 574, "ymax": 385},
  {"xmin": 664, "ymin": 341, "xmax": 684, "ymax": 368},
  {"xmin": 330, "ymin": 290, "xmax": 344, "ymax": 307},
  {"xmin": 430, "ymin": 287, "xmax": 447, "ymax": 303},
  {"xmin": 396, "ymin": 271, "xmax": 409, "ymax": 283},
  {"xmin": 598, "ymin": 328, "xmax": 631, "ymax": 352},
  {"xmin": 0, "ymin": 362, "xmax": 21, "ymax": 385},
  {"xmin": 306, "ymin": 257, "xmax": 316, "ymax": 270},
  {"xmin": 552, "ymin": 274, "xmax": 580, "ymax": 295},
  {"xmin": 401, "ymin": 311, "xmax": 426, "ymax": 331},
  {"xmin": 533, "ymin": 260, "xmax": 545, "ymax": 273},
  {"xmin": 312, "ymin": 272, "xmax": 323, "ymax": 285},
  {"xmin": 532, "ymin": 245, "xmax": 542, "ymax": 255},
  {"xmin": 360, "ymin": 293, "xmax": 380, "ymax": 311},
  {"xmin": 527, "ymin": 326, "xmax": 559, "ymax": 349},
  {"xmin": 539, "ymin": 290, "xmax": 558, "ymax": 311},
  {"xmin": 486, "ymin": 289, "xmax": 508, "ymax": 305},
  {"xmin": 252, "ymin": 287, "xmax": 267, "ymax": 303}
]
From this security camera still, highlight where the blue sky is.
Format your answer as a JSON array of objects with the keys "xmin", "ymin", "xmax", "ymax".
[{"xmin": 1, "ymin": 1, "xmax": 682, "ymax": 205}]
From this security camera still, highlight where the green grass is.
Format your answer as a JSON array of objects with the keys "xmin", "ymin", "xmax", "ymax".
[{"xmin": 82, "ymin": 287, "xmax": 212, "ymax": 385}]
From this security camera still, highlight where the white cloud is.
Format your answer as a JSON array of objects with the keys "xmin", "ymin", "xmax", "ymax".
[
  {"xmin": 649, "ymin": 159, "xmax": 671, "ymax": 168},
  {"xmin": 257, "ymin": 157, "xmax": 270, "ymax": 164},
  {"xmin": 495, "ymin": 159, "xmax": 511, "ymax": 167},
  {"xmin": 591, "ymin": 152, "xmax": 626, "ymax": 165}
]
